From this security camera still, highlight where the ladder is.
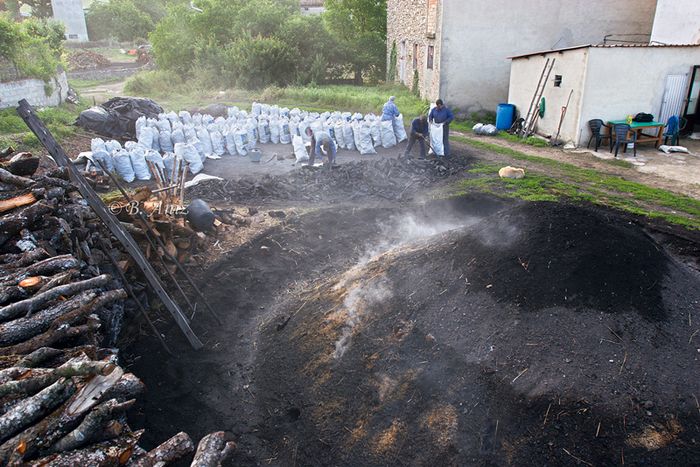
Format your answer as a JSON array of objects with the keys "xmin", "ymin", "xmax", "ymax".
[{"xmin": 520, "ymin": 58, "xmax": 555, "ymax": 137}]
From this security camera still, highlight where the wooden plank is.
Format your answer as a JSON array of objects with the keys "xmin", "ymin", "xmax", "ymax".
[{"xmin": 16, "ymin": 99, "xmax": 203, "ymax": 350}]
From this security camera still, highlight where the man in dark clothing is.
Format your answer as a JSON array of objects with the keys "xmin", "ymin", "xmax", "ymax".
[
  {"xmin": 428, "ymin": 99, "xmax": 455, "ymax": 157},
  {"xmin": 403, "ymin": 115, "xmax": 429, "ymax": 159}
]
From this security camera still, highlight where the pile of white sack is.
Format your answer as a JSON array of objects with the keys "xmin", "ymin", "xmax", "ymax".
[
  {"xmin": 80, "ymin": 103, "xmax": 409, "ymax": 183},
  {"xmin": 472, "ymin": 123, "xmax": 498, "ymax": 136}
]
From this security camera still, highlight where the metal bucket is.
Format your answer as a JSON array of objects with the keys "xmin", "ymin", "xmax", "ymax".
[{"xmin": 249, "ymin": 148, "xmax": 262, "ymax": 163}]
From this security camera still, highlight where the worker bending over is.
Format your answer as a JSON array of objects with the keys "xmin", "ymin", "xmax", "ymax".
[
  {"xmin": 307, "ymin": 127, "xmax": 337, "ymax": 167},
  {"xmin": 403, "ymin": 115, "xmax": 429, "ymax": 159}
]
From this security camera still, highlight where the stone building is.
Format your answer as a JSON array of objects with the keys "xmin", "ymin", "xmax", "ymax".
[{"xmin": 387, "ymin": 0, "xmax": 658, "ymax": 115}]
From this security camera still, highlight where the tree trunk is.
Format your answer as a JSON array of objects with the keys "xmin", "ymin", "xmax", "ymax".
[
  {"xmin": 130, "ymin": 432, "xmax": 194, "ymax": 467},
  {"xmin": 0, "ymin": 274, "xmax": 111, "ymax": 322},
  {"xmin": 190, "ymin": 432, "xmax": 235, "ymax": 467},
  {"xmin": 0, "ymin": 378, "xmax": 76, "ymax": 443}
]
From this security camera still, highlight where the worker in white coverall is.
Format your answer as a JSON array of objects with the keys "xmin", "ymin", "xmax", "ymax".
[{"xmin": 381, "ymin": 96, "xmax": 400, "ymax": 122}]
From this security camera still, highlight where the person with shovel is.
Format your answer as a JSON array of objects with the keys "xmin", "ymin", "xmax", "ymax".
[{"xmin": 403, "ymin": 115, "xmax": 429, "ymax": 159}]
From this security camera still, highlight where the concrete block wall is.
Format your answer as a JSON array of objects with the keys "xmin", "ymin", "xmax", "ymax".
[{"xmin": 0, "ymin": 70, "xmax": 69, "ymax": 109}]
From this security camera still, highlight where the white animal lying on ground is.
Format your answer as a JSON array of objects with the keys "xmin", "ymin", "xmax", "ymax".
[{"xmin": 498, "ymin": 166, "xmax": 525, "ymax": 179}]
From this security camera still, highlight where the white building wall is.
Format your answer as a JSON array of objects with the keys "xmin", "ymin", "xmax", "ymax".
[
  {"xmin": 0, "ymin": 70, "xmax": 70, "ymax": 110},
  {"xmin": 577, "ymin": 47, "xmax": 700, "ymax": 146},
  {"xmin": 651, "ymin": 0, "xmax": 700, "ymax": 45},
  {"xmin": 51, "ymin": 0, "xmax": 89, "ymax": 42},
  {"xmin": 508, "ymin": 48, "xmax": 589, "ymax": 145},
  {"xmin": 439, "ymin": 0, "xmax": 657, "ymax": 116}
]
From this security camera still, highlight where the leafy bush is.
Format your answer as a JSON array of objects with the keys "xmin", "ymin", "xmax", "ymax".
[
  {"xmin": 224, "ymin": 36, "xmax": 299, "ymax": 89},
  {"xmin": 0, "ymin": 14, "xmax": 64, "ymax": 82},
  {"xmin": 86, "ymin": 0, "xmax": 155, "ymax": 42}
]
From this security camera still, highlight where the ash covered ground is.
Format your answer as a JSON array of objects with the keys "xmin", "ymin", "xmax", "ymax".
[{"xmin": 124, "ymin": 148, "xmax": 700, "ymax": 466}]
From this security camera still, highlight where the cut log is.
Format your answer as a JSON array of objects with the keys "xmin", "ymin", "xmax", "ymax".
[
  {"xmin": 18, "ymin": 276, "xmax": 42, "ymax": 291},
  {"xmin": 0, "ymin": 318, "xmax": 102, "ymax": 356},
  {"xmin": 0, "ymin": 248, "xmax": 48, "ymax": 268},
  {"xmin": 16, "ymin": 347, "xmax": 63, "ymax": 368},
  {"xmin": 131, "ymin": 431, "xmax": 194, "ymax": 467},
  {"xmin": 0, "ymin": 360, "xmax": 121, "ymax": 464},
  {"xmin": 99, "ymin": 373, "xmax": 144, "ymax": 403},
  {"xmin": 0, "ymin": 356, "xmax": 112, "ymax": 397},
  {"xmin": 0, "ymin": 290, "xmax": 97, "ymax": 346},
  {"xmin": 35, "ymin": 270, "xmax": 78, "ymax": 294},
  {"xmin": 0, "ymin": 377, "xmax": 76, "ymax": 443},
  {"xmin": 0, "ymin": 274, "xmax": 111, "ymax": 322},
  {"xmin": 0, "ymin": 168, "xmax": 34, "ymax": 188},
  {"xmin": 0, "ymin": 254, "xmax": 79, "ymax": 285},
  {"xmin": 0, "ymin": 285, "xmax": 26, "ymax": 305},
  {"xmin": 0, "ymin": 202, "xmax": 53, "ymax": 248},
  {"xmin": 7, "ymin": 152, "xmax": 40, "ymax": 177},
  {"xmin": 51, "ymin": 398, "xmax": 135, "ymax": 453},
  {"xmin": 190, "ymin": 432, "xmax": 235, "ymax": 467},
  {"xmin": 27, "ymin": 429, "xmax": 143, "ymax": 467},
  {"xmin": 0, "ymin": 193, "xmax": 36, "ymax": 214}
]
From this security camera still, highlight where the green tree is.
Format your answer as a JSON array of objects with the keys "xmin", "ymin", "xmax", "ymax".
[
  {"xmin": 324, "ymin": 0, "xmax": 387, "ymax": 84},
  {"xmin": 224, "ymin": 35, "xmax": 299, "ymax": 88},
  {"xmin": 86, "ymin": 0, "xmax": 155, "ymax": 42}
]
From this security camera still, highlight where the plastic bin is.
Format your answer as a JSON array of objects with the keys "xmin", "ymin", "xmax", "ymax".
[{"xmin": 496, "ymin": 103, "xmax": 516, "ymax": 130}]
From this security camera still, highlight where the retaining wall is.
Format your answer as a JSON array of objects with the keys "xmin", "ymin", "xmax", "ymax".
[{"xmin": 0, "ymin": 70, "xmax": 69, "ymax": 109}]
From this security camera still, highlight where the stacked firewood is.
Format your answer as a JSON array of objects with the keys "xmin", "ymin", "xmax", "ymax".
[{"xmin": 0, "ymin": 150, "xmax": 234, "ymax": 465}]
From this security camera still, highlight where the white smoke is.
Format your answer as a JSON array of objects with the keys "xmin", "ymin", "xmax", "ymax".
[{"xmin": 332, "ymin": 212, "xmax": 479, "ymax": 359}]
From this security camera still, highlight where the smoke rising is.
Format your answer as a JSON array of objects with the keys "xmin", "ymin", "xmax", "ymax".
[{"xmin": 332, "ymin": 210, "xmax": 481, "ymax": 359}]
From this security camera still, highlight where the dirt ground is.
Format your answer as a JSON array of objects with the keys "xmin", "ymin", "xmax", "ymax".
[{"xmin": 119, "ymin": 138, "xmax": 700, "ymax": 466}]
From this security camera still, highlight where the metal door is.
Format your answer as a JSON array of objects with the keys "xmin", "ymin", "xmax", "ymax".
[{"xmin": 659, "ymin": 74, "xmax": 689, "ymax": 124}]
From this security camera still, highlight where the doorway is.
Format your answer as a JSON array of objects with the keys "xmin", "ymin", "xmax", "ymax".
[{"xmin": 684, "ymin": 65, "xmax": 700, "ymax": 135}]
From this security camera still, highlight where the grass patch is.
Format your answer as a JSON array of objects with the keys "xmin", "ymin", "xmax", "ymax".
[
  {"xmin": 453, "ymin": 135, "xmax": 700, "ymax": 229},
  {"xmin": 0, "ymin": 103, "xmax": 86, "ymax": 150},
  {"xmin": 70, "ymin": 77, "xmax": 125, "ymax": 91}
]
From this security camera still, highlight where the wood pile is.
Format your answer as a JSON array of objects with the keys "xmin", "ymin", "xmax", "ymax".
[
  {"xmin": 0, "ymin": 148, "xmax": 234, "ymax": 465},
  {"xmin": 67, "ymin": 50, "xmax": 112, "ymax": 71}
]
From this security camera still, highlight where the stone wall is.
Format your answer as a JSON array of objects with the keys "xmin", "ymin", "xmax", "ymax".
[
  {"xmin": 387, "ymin": 0, "xmax": 443, "ymax": 103},
  {"xmin": 0, "ymin": 70, "xmax": 69, "ymax": 109}
]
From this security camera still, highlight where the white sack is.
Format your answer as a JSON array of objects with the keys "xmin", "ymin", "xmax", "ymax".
[{"xmin": 430, "ymin": 122, "xmax": 445, "ymax": 156}]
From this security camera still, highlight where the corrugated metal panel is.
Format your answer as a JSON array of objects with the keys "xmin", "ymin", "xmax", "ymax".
[{"xmin": 659, "ymin": 74, "xmax": 689, "ymax": 124}]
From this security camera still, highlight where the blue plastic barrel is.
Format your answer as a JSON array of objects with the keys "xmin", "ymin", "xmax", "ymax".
[{"xmin": 496, "ymin": 103, "xmax": 515, "ymax": 130}]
